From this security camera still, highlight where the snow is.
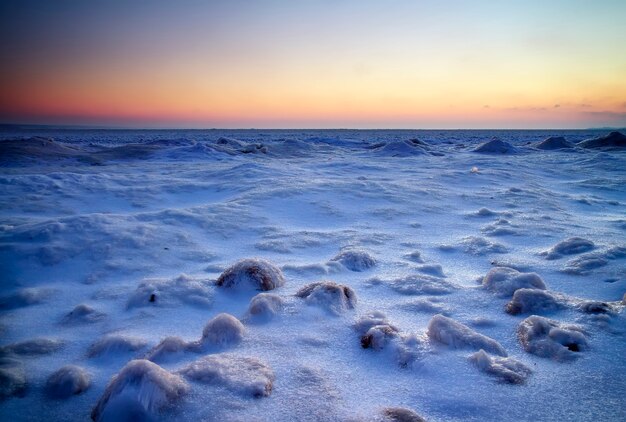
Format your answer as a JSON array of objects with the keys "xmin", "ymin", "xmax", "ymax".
[
  {"xmin": 0, "ymin": 128, "xmax": 625, "ymax": 421},
  {"xmin": 577, "ymin": 131, "xmax": 626, "ymax": 149},
  {"xmin": 535, "ymin": 136, "xmax": 573, "ymax": 150},
  {"xmin": 45, "ymin": 365, "xmax": 91, "ymax": 399}
]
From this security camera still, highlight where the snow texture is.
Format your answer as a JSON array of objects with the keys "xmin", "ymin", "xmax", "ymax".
[
  {"xmin": 45, "ymin": 365, "xmax": 91, "ymax": 399},
  {"xmin": 482, "ymin": 267, "xmax": 547, "ymax": 297},
  {"xmin": 216, "ymin": 258, "xmax": 286, "ymax": 291},
  {"xmin": 179, "ymin": 354, "xmax": 274, "ymax": 397},
  {"xmin": 517, "ymin": 316, "xmax": 588, "ymax": 361},
  {"xmin": 468, "ymin": 350, "xmax": 532, "ymax": 384},
  {"xmin": 91, "ymin": 359, "xmax": 188, "ymax": 421},
  {"xmin": 367, "ymin": 274, "xmax": 457, "ymax": 296},
  {"xmin": 426, "ymin": 314, "xmax": 507, "ymax": 356}
]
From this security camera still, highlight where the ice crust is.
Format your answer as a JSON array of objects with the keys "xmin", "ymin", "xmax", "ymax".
[{"xmin": 1, "ymin": 129, "xmax": 625, "ymax": 421}]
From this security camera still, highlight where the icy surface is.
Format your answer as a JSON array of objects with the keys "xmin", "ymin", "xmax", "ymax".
[{"xmin": 1, "ymin": 129, "xmax": 625, "ymax": 421}]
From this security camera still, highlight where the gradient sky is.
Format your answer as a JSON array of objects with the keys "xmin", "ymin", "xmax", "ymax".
[{"xmin": 1, "ymin": 0, "xmax": 625, "ymax": 129}]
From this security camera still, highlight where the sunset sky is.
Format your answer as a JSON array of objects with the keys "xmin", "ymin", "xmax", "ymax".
[{"xmin": 1, "ymin": 0, "xmax": 625, "ymax": 129}]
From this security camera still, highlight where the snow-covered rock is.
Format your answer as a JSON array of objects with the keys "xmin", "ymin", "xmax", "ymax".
[
  {"xmin": 296, "ymin": 281, "xmax": 357, "ymax": 314},
  {"xmin": 482, "ymin": 267, "xmax": 547, "ymax": 297},
  {"xmin": 427, "ymin": 314, "xmax": 507, "ymax": 356},
  {"xmin": 0, "ymin": 338, "xmax": 64, "ymax": 356},
  {"xmin": 542, "ymin": 237, "xmax": 595, "ymax": 260},
  {"xmin": 216, "ymin": 258, "xmax": 286, "ymax": 291},
  {"xmin": 517, "ymin": 315, "xmax": 587, "ymax": 361},
  {"xmin": 62, "ymin": 304, "xmax": 106, "ymax": 324},
  {"xmin": 577, "ymin": 131, "xmax": 626, "ymax": 149},
  {"xmin": 245, "ymin": 293, "xmax": 284, "ymax": 322},
  {"xmin": 127, "ymin": 274, "xmax": 213, "ymax": 308},
  {"xmin": 381, "ymin": 406, "xmax": 426, "ymax": 422},
  {"xmin": 0, "ymin": 356, "xmax": 27, "ymax": 399},
  {"xmin": 535, "ymin": 136, "xmax": 573, "ymax": 150},
  {"xmin": 468, "ymin": 349, "xmax": 531, "ymax": 384},
  {"xmin": 505, "ymin": 289, "xmax": 566, "ymax": 315},
  {"xmin": 45, "ymin": 365, "xmax": 91, "ymax": 398},
  {"xmin": 91, "ymin": 359, "xmax": 188, "ymax": 422},
  {"xmin": 199, "ymin": 313, "xmax": 244, "ymax": 347},
  {"xmin": 330, "ymin": 249, "xmax": 376, "ymax": 271},
  {"xmin": 87, "ymin": 335, "xmax": 147, "ymax": 358}
]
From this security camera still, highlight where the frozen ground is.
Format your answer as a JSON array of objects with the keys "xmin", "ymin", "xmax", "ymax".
[{"xmin": 0, "ymin": 128, "xmax": 625, "ymax": 421}]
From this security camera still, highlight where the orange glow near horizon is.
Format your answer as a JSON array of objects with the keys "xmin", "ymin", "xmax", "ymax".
[{"xmin": 1, "ymin": 1, "xmax": 625, "ymax": 128}]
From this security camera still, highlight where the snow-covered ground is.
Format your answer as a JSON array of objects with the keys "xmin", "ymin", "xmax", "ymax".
[{"xmin": 0, "ymin": 129, "xmax": 625, "ymax": 421}]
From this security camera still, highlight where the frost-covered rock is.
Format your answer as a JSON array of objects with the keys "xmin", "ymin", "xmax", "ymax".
[
  {"xmin": 200, "ymin": 313, "xmax": 244, "ymax": 347},
  {"xmin": 330, "ymin": 249, "xmax": 377, "ymax": 271},
  {"xmin": 518, "ymin": 316, "xmax": 588, "ymax": 361},
  {"xmin": 482, "ymin": 267, "xmax": 546, "ymax": 297},
  {"xmin": 127, "ymin": 274, "xmax": 213, "ymax": 308},
  {"xmin": 367, "ymin": 274, "xmax": 457, "ymax": 296},
  {"xmin": 576, "ymin": 301, "xmax": 617, "ymax": 315},
  {"xmin": 0, "ymin": 356, "xmax": 26, "ymax": 399},
  {"xmin": 535, "ymin": 136, "xmax": 573, "ymax": 150},
  {"xmin": 577, "ymin": 131, "xmax": 626, "ymax": 149},
  {"xmin": 404, "ymin": 250, "xmax": 424, "ymax": 263},
  {"xmin": 62, "ymin": 304, "xmax": 106, "ymax": 324},
  {"xmin": 426, "ymin": 314, "xmax": 507, "ymax": 356},
  {"xmin": 474, "ymin": 139, "xmax": 517, "ymax": 154},
  {"xmin": 381, "ymin": 407, "xmax": 426, "ymax": 422},
  {"xmin": 468, "ymin": 350, "xmax": 531, "ymax": 384},
  {"xmin": 245, "ymin": 293, "xmax": 284, "ymax": 322},
  {"xmin": 542, "ymin": 237, "xmax": 595, "ymax": 260},
  {"xmin": 144, "ymin": 337, "xmax": 190, "ymax": 363},
  {"xmin": 296, "ymin": 281, "xmax": 357, "ymax": 314},
  {"xmin": 216, "ymin": 258, "xmax": 286, "ymax": 291},
  {"xmin": 179, "ymin": 354, "xmax": 274, "ymax": 397},
  {"xmin": 0, "ymin": 338, "xmax": 64, "ymax": 356},
  {"xmin": 87, "ymin": 335, "xmax": 147, "ymax": 358},
  {"xmin": 45, "ymin": 365, "xmax": 91, "ymax": 399},
  {"xmin": 91, "ymin": 359, "xmax": 188, "ymax": 422},
  {"xmin": 354, "ymin": 312, "xmax": 424, "ymax": 367},
  {"xmin": 505, "ymin": 289, "xmax": 566, "ymax": 315}
]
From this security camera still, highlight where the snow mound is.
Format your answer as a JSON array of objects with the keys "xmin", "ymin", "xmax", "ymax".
[
  {"xmin": 562, "ymin": 246, "xmax": 626, "ymax": 275},
  {"xmin": 330, "ymin": 249, "xmax": 377, "ymax": 271},
  {"xmin": 452, "ymin": 236, "xmax": 509, "ymax": 255},
  {"xmin": 296, "ymin": 281, "xmax": 357, "ymax": 314},
  {"xmin": 179, "ymin": 354, "xmax": 274, "ymax": 397},
  {"xmin": 0, "ymin": 137, "xmax": 85, "ymax": 162},
  {"xmin": 369, "ymin": 140, "xmax": 430, "ymax": 157},
  {"xmin": 0, "ymin": 338, "xmax": 64, "ymax": 356},
  {"xmin": 381, "ymin": 406, "xmax": 426, "ymax": 422},
  {"xmin": 245, "ymin": 293, "xmax": 284, "ymax": 322},
  {"xmin": 577, "ymin": 131, "xmax": 626, "ymax": 149},
  {"xmin": 0, "ymin": 356, "xmax": 26, "ymax": 399},
  {"xmin": 45, "ymin": 365, "xmax": 91, "ymax": 399},
  {"xmin": 535, "ymin": 136, "xmax": 573, "ymax": 150},
  {"xmin": 576, "ymin": 301, "xmax": 617, "ymax": 315},
  {"xmin": 216, "ymin": 258, "xmax": 286, "ymax": 291},
  {"xmin": 144, "ymin": 337, "xmax": 190, "ymax": 363},
  {"xmin": 518, "ymin": 316, "xmax": 588, "ymax": 361},
  {"xmin": 368, "ymin": 274, "xmax": 457, "ymax": 296},
  {"xmin": 404, "ymin": 250, "xmax": 424, "ymax": 263},
  {"xmin": 62, "ymin": 304, "xmax": 106, "ymax": 324},
  {"xmin": 474, "ymin": 139, "xmax": 517, "ymax": 154},
  {"xmin": 401, "ymin": 297, "xmax": 451, "ymax": 315},
  {"xmin": 200, "ymin": 313, "xmax": 245, "ymax": 347},
  {"xmin": 416, "ymin": 264, "xmax": 445, "ymax": 277},
  {"xmin": 91, "ymin": 359, "xmax": 188, "ymax": 422},
  {"xmin": 87, "ymin": 335, "xmax": 147, "ymax": 358},
  {"xmin": 427, "ymin": 314, "xmax": 507, "ymax": 356},
  {"xmin": 127, "ymin": 274, "xmax": 213, "ymax": 309},
  {"xmin": 0, "ymin": 287, "xmax": 52, "ymax": 310},
  {"xmin": 505, "ymin": 289, "xmax": 566, "ymax": 315},
  {"xmin": 542, "ymin": 237, "xmax": 595, "ymax": 260},
  {"xmin": 468, "ymin": 350, "xmax": 531, "ymax": 384},
  {"xmin": 482, "ymin": 267, "xmax": 547, "ymax": 297}
]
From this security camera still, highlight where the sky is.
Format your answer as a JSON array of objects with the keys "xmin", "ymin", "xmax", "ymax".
[{"xmin": 1, "ymin": 0, "xmax": 625, "ymax": 129}]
